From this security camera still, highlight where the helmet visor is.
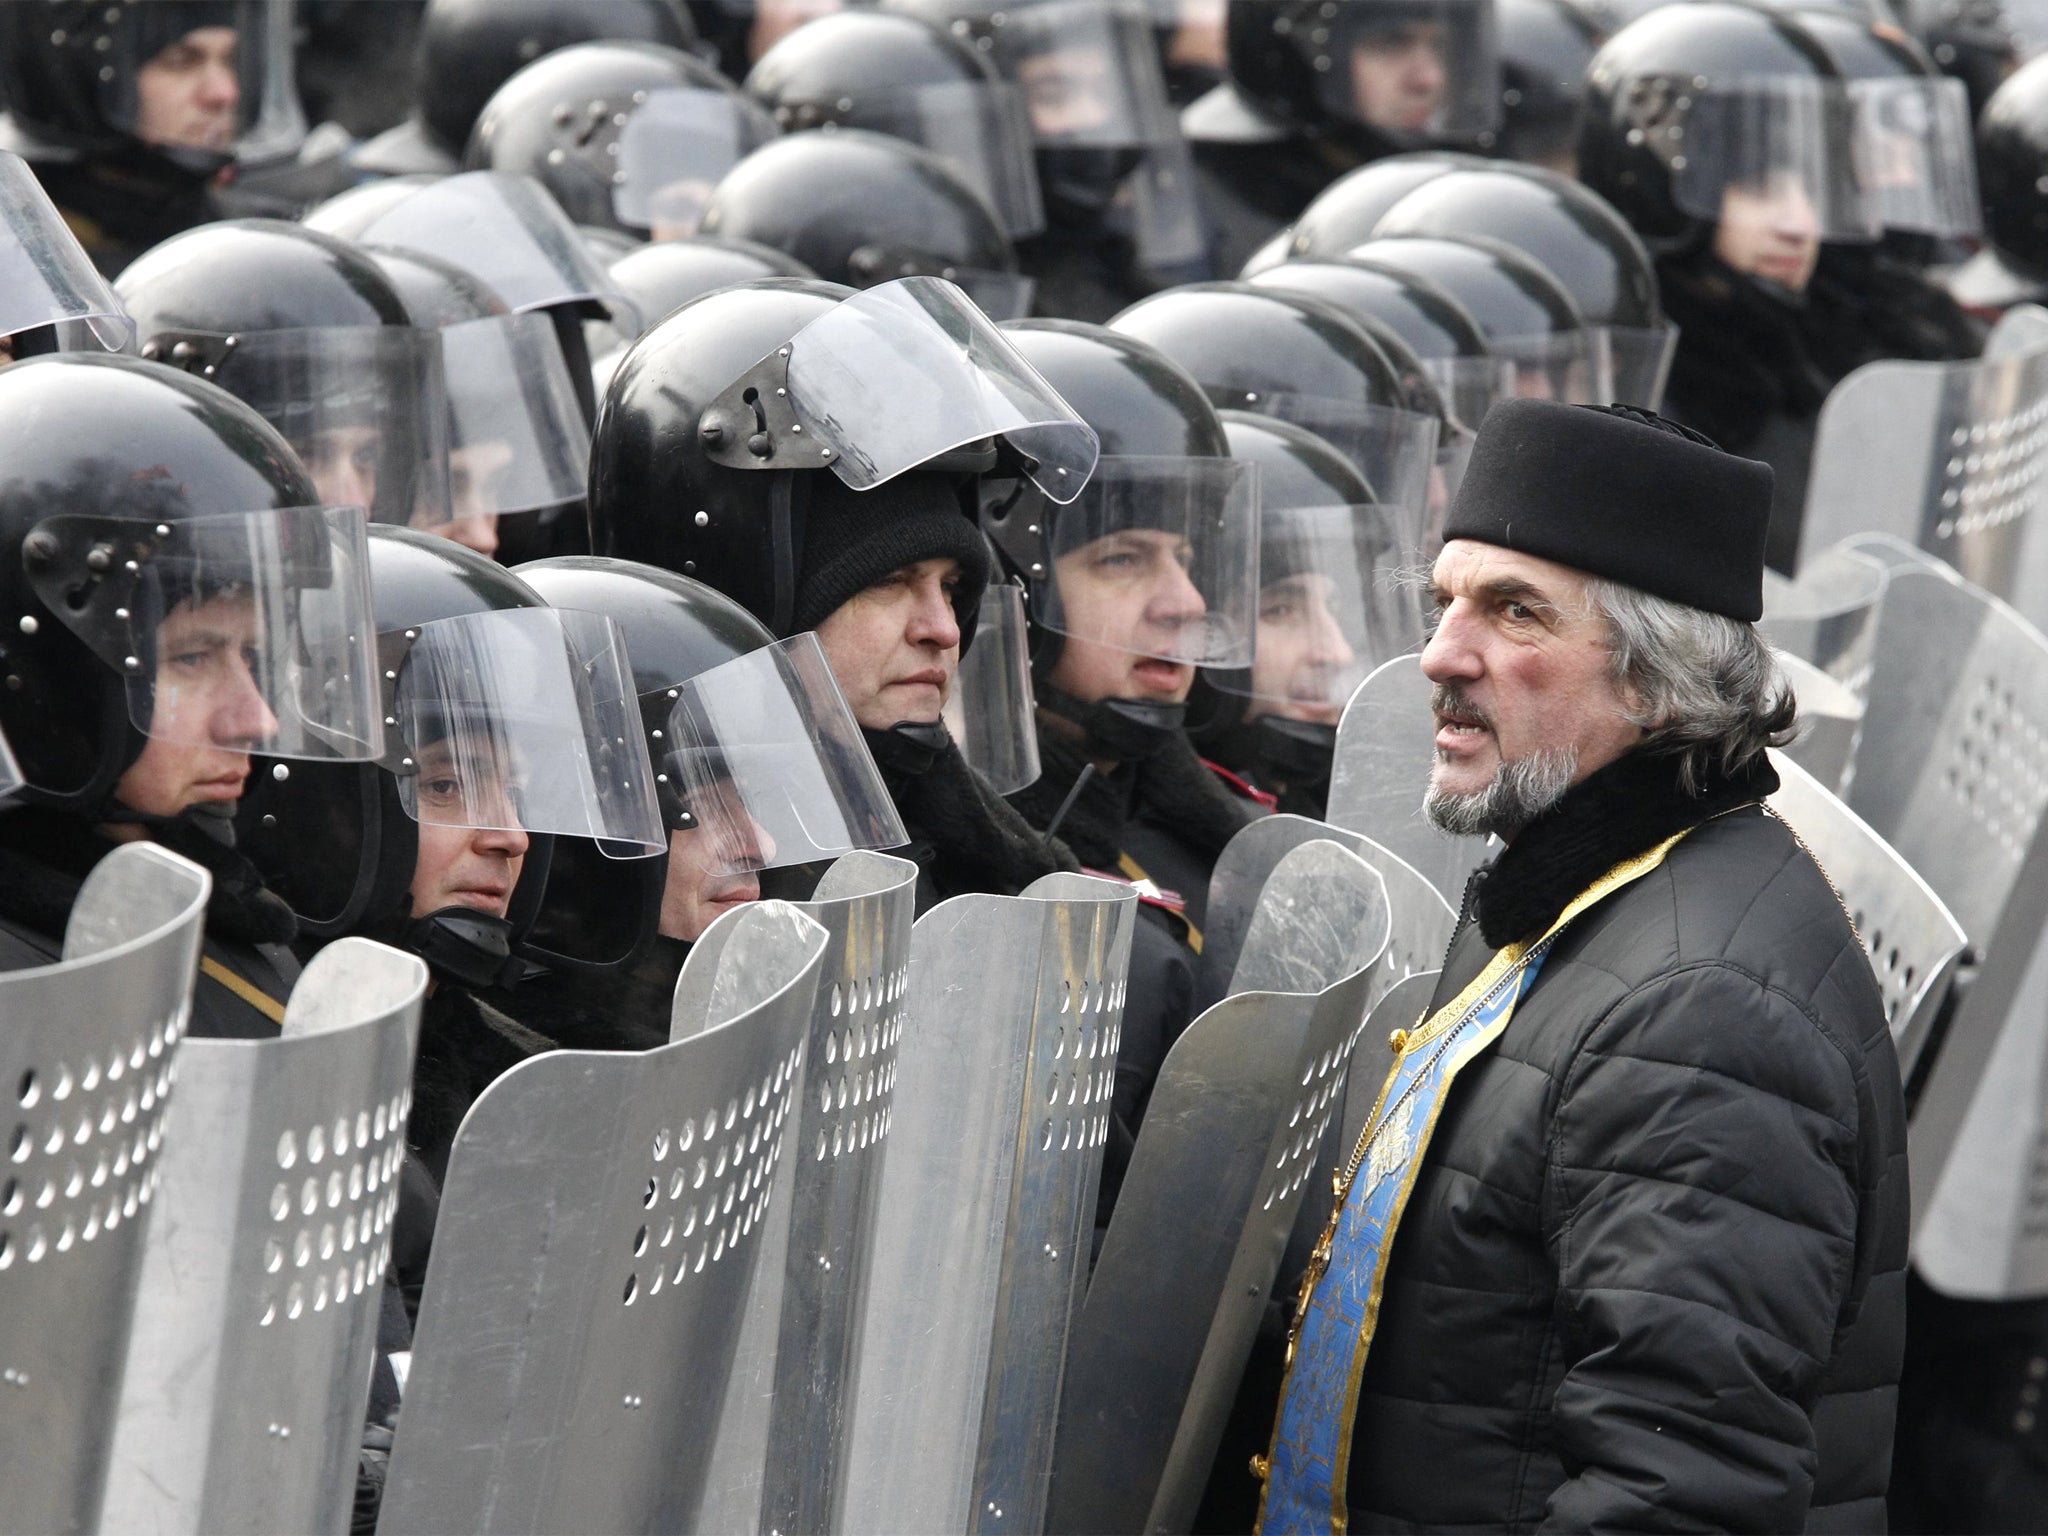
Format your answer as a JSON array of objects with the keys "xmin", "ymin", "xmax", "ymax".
[
  {"xmin": 850, "ymin": 80, "xmax": 1047, "ymax": 240},
  {"xmin": 1220, "ymin": 390, "xmax": 1441, "ymax": 520},
  {"xmin": 388, "ymin": 607, "xmax": 664, "ymax": 854},
  {"xmin": 89, "ymin": 0, "xmax": 300, "ymax": 161},
  {"xmin": 1118, "ymin": 135, "xmax": 1209, "ymax": 272},
  {"xmin": 1208, "ymin": 502, "xmax": 1426, "ymax": 718},
  {"xmin": 439, "ymin": 312, "xmax": 592, "ymax": 517},
  {"xmin": 1851, "ymin": 76, "xmax": 1982, "ymax": 238},
  {"xmin": 1293, "ymin": 0, "xmax": 1504, "ymax": 139},
  {"xmin": 1034, "ymin": 454, "xmax": 1260, "ymax": 667},
  {"xmin": 771, "ymin": 276, "xmax": 1096, "ymax": 497},
  {"xmin": 939, "ymin": 581, "xmax": 1042, "ymax": 793},
  {"xmin": 993, "ymin": 0, "xmax": 1182, "ymax": 147},
  {"xmin": 30, "ymin": 506, "xmax": 383, "ymax": 762},
  {"xmin": 0, "ymin": 722, "xmax": 20, "ymax": 804},
  {"xmin": 0, "ymin": 151, "xmax": 131, "ymax": 349},
  {"xmin": 199, "ymin": 326, "xmax": 454, "ymax": 531},
  {"xmin": 340, "ymin": 171, "xmax": 644, "ymax": 333},
  {"xmin": 1630, "ymin": 75, "xmax": 1881, "ymax": 242},
  {"xmin": 1595, "ymin": 322, "xmax": 1678, "ymax": 410},
  {"xmin": 658, "ymin": 632, "xmax": 909, "ymax": 875},
  {"xmin": 614, "ymin": 86, "xmax": 779, "ymax": 239},
  {"xmin": 1490, "ymin": 329, "xmax": 1598, "ymax": 404}
]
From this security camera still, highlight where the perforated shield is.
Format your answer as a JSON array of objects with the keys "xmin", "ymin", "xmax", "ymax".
[
  {"xmin": 1046, "ymin": 842, "xmax": 1388, "ymax": 1535},
  {"xmin": 1777, "ymin": 652, "xmax": 1863, "ymax": 796},
  {"xmin": 1986, "ymin": 303, "xmax": 2048, "ymax": 361},
  {"xmin": 1338, "ymin": 969, "xmax": 1442, "ymax": 1154},
  {"xmin": 1760, "ymin": 541, "xmax": 1889, "ymax": 698},
  {"xmin": 1765, "ymin": 751, "xmax": 1964, "ymax": 1084},
  {"xmin": 1800, "ymin": 349, "xmax": 2048, "ymax": 609},
  {"xmin": 1326, "ymin": 653, "xmax": 1494, "ymax": 905},
  {"xmin": 100, "ymin": 938, "xmax": 428, "ymax": 1536},
  {"xmin": 376, "ymin": 901, "xmax": 828, "ymax": 1534},
  {"xmin": 1197, "ymin": 813, "xmax": 1456, "ymax": 1017},
  {"xmin": 0, "ymin": 843, "xmax": 209, "ymax": 1535},
  {"xmin": 841, "ymin": 874, "xmax": 1138, "ymax": 1536},
  {"xmin": 695, "ymin": 851, "xmax": 919, "ymax": 1536}
]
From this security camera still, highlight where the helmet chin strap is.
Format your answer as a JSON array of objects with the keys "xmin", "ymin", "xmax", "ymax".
[
  {"xmin": 863, "ymin": 720, "xmax": 950, "ymax": 778},
  {"xmin": 404, "ymin": 906, "xmax": 532, "ymax": 991},
  {"xmin": 1039, "ymin": 688, "xmax": 1187, "ymax": 763}
]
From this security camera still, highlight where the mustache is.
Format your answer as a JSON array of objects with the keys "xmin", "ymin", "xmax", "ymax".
[{"xmin": 1431, "ymin": 683, "xmax": 1494, "ymax": 732}]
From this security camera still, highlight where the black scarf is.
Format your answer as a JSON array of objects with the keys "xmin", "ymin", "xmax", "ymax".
[
  {"xmin": 405, "ymin": 985, "xmax": 556, "ymax": 1185},
  {"xmin": 1464, "ymin": 749, "xmax": 1779, "ymax": 950},
  {"xmin": 1657, "ymin": 252, "xmax": 1835, "ymax": 455},
  {"xmin": 884, "ymin": 739, "xmax": 1076, "ymax": 900},
  {"xmin": 1803, "ymin": 244, "xmax": 1986, "ymax": 379}
]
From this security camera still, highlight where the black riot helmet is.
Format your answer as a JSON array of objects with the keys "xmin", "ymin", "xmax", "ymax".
[
  {"xmin": 993, "ymin": 316, "xmax": 1258, "ymax": 761},
  {"xmin": 466, "ymin": 41, "xmax": 777, "ymax": 241},
  {"xmin": 115, "ymin": 218, "xmax": 457, "ymax": 532},
  {"xmin": 0, "ymin": 353, "xmax": 383, "ymax": 814},
  {"xmin": 1578, "ymin": 1, "xmax": 1877, "ymax": 256},
  {"xmin": 1224, "ymin": 0, "xmax": 1503, "ymax": 157},
  {"xmin": 0, "ymin": 0, "xmax": 303, "ymax": 173},
  {"xmin": 589, "ymin": 275, "xmax": 1098, "ymax": 635},
  {"xmin": 1281, "ymin": 149, "xmax": 1475, "ymax": 257},
  {"xmin": 1920, "ymin": 0, "xmax": 2019, "ymax": 122},
  {"xmin": 1976, "ymin": 51, "xmax": 2048, "ymax": 278},
  {"xmin": 1109, "ymin": 281, "xmax": 1443, "ymax": 515},
  {"xmin": 1345, "ymin": 231, "xmax": 1595, "ymax": 402},
  {"xmin": 1492, "ymin": 0, "xmax": 1606, "ymax": 174},
  {"xmin": 744, "ymin": 9, "xmax": 1045, "ymax": 239},
  {"xmin": 239, "ymin": 525, "xmax": 667, "ymax": 985},
  {"xmin": 586, "ymin": 232, "xmax": 817, "ymax": 386},
  {"xmin": 1370, "ymin": 162, "xmax": 1674, "ymax": 405},
  {"xmin": 697, "ymin": 129, "xmax": 1033, "ymax": 318}
]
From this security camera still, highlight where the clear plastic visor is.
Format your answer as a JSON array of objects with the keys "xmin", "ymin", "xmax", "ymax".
[
  {"xmin": 0, "ymin": 722, "xmax": 20, "ymax": 803},
  {"xmin": 1118, "ymin": 136, "xmax": 1209, "ymax": 273},
  {"xmin": 939, "ymin": 582, "xmax": 1042, "ymax": 794},
  {"xmin": 201, "ymin": 325, "xmax": 454, "ymax": 531},
  {"xmin": 438, "ymin": 312, "xmax": 592, "ymax": 518},
  {"xmin": 659, "ymin": 633, "xmax": 909, "ymax": 876},
  {"xmin": 840, "ymin": 261, "xmax": 1036, "ymax": 323},
  {"xmin": 0, "ymin": 151, "xmax": 132, "ymax": 349},
  {"xmin": 388, "ymin": 607, "xmax": 664, "ymax": 854},
  {"xmin": 1595, "ymin": 322, "xmax": 1678, "ymax": 410},
  {"xmin": 1630, "ymin": 75, "xmax": 1881, "ymax": 242},
  {"xmin": 342, "ymin": 171, "xmax": 644, "ymax": 334},
  {"xmin": 1420, "ymin": 352, "xmax": 1513, "ymax": 432},
  {"xmin": 29, "ymin": 506, "xmax": 382, "ymax": 762},
  {"xmin": 1490, "ymin": 329, "xmax": 1598, "ymax": 404},
  {"xmin": 779, "ymin": 276, "xmax": 1096, "ymax": 497},
  {"xmin": 992, "ymin": 0, "xmax": 1183, "ymax": 148},
  {"xmin": 1036, "ymin": 455, "xmax": 1260, "ymax": 667},
  {"xmin": 90, "ymin": 0, "xmax": 294, "ymax": 158},
  {"xmin": 1851, "ymin": 76, "xmax": 1982, "ymax": 239},
  {"xmin": 846, "ymin": 80, "xmax": 1046, "ymax": 240},
  {"xmin": 614, "ymin": 86, "xmax": 779, "ymax": 239},
  {"xmin": 1224, "ymin": 390, "xmax": 1441, "ymax": 520},
  {"xmin": 1430, "ymin": 421, "xmax": 1475, "ymax": 549},
  {"xmin": 1302, "ymin": 0, "xmax": 1504, "ymax": 139},
  {"xmin": 1208, "ymin": 503, "xmax": 1428, "ymax": 719}
]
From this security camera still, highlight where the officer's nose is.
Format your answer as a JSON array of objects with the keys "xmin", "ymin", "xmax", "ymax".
[{"xmin": 214, "ymin": 654, "xmax": 280, "ymax": 749}]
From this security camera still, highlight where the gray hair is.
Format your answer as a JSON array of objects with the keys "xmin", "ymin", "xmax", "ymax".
[{"xmin": 1586, "ymin": 578, "xmax": 1799, "ymax": 793}]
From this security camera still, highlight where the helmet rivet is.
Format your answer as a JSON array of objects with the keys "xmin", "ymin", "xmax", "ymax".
[
  {"xmin": 1030, "ymin": 563, "xmax": 1044, "ymax": 575},
  {"xmin": 85, "ymin": 543, "xmax": 113, "ymax": 573},
  {"xmin": 682, "ymin": 562, "xmax": 696, "ymax": 575},
  {"xmin": 17, "ymin": 617, "xmax": 38, "ymax": 636},
  {"xmin": 651, "ymin": 728, "xmax": 663, "ymax": 740},
  {"xmin": 748, "ymin": 432, "xmax": 774, "ymax": 458},
  {"xmin": 113, "ymin": 607, "xmax": 128, "ymax": 620},
  {"xmin": 272, "ymin": 764, "xmax": 290, "ymax": 782},
  {"xmin": 694, "ymin": 510, "xmax": 710, "ymax": 527},
  {"xmin": 123, "ymin": 656, "xmax": 140, "ymax": 671},
  {"xmin": 154, "ymin": 524, "xmax": 170, "ymax": 538},
  {"xmin": 262, "ymin": 815, "xmax": 277, "ymax": 828},
  {"xmin": 404, "ymin": 630, "xmax": 418, "ymax": 641},
  {"xmin": 700, "ymin": 421, "xmax": 726, "ymax": 447}
]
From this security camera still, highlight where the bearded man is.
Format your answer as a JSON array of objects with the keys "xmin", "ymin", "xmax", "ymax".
[{"xmin": 1258, "ymin": 399, "xmax": 1909, "ymax": 1533}]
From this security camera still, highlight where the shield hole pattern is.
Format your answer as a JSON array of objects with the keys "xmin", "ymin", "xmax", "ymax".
[
  {"xmin": 1038, "ymin": 974, "xmax": 1126, "ymax": 1156},
  {"xmin": 624, "ymin": 1037, "xmax": 805, "ymax": 1306},
  {"xmin": 815, "ymin": 964, "xmax": 909, "ymax": 1163},
  {"xmin": 259, "ymin": 1087, "xmax": 412, "ymax": 1327},
  {"xmin": 1942, "ymin": 673, "xmax": 2048, "ymax": 863},
  {"xmin": 1934, "ymin": 400, "xmax": 2048, "ymax": 543},
  {"xmin": 1847, "ymin": 906, "xmax": 1919, "ymax": 1027},
  {"xmin": 1261, "ymin": 1015, "xmax": 1369, "ymax": 1214},
  {"xmin": 1, "ymin": 1000, "xmax": 186, "ymax": 1272}
]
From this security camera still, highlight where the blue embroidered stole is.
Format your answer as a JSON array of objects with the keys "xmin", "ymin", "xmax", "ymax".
[{"xmin": 1256, "ymin": 830, "xmax": 1693, "ymax": 1535}]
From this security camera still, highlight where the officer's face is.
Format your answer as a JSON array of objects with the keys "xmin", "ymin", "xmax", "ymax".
[
  {"xmin": 1713, "ymin": 174, "xmax": 1823, "ymax": 294},
  {"xmin": 408, "ymin": 737, "xmax": 530, "ymax": 921},
  {"xmin": 1420, "ymin": 540, "xmax": 1643, "ymax": 823},
  {"xmin": 1250, "ymin": 574, "xmax": 1358, "ymax": 726},
  {"xmin": 1020, "ymin": 46, "xmax": 1118, "ymax": 139},
  {"xmin": 661, "ymin": 781, "xmax": 774, "ymax": 942},
  {"xmin": 303, "ymin": 426, "xmax": 381, "ymax": 516},
  {"xmin": 1046, "ymin": 528, "xmax": 1207, "ymax": 706},
  {"xmin": 749, "ymin": 0, "xmax": 842, "ymax": 62},
  {"xmin": 135, "ymin": 26, "xmax": 241, "ymax": 152},
  {"xmin": 812, "ymin": 558, "xmax": 964, "ymax": 732},
  {"xmin": 1349, "ymin": 23, "xmax": 1449, "ymax": 132},
  {"xmin": 434, "ymin": 439, "xmax": 513, "ymax": 559},
  {"xmin": 112, "ymin": 589, "xmax": 280, "ymax": 821}
]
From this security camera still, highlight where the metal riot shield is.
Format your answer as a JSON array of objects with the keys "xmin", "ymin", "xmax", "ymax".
[
  {"xmin": 1765, "ymin": 751, "xmax": 1965, "ymax": 1084},
  {"xmin": 1045, "ymin": 841, "xmax": 1386, "ymax": 1535},
  {"xmin": 1196, "ymin": 813, "xmax": 1457, "ymax": 1017},
  {"xmin": 1799, "ymin": 347, "xmax": 2048, "ymax": 608},
  {"xmin": 1986, "ymin": 303, "xmax": 2048, "ymax": 361},
  {"xmin": 695, "ymin": 850, "xmax": 919, "ymax": 1536},
  {"xmin": 0, "ymin": 842, "xmax": 209, "ymax": 1536},
  {"xmin": 1759, "ymin": 541, "xmax": 1889, "ymax": 697},
  {"xmin": 1776, "ymin": 652, "xmax": 1863, "ymax": 796},
  {"xmin": 841, "ymin": 874, "xmax": 1139, "ymax": 1536},
  {"xmin": 377, "ymin": 900, "xmax": 828, "ymax": 1535},
  {"xmin": 99, "ymin": 938, "xmax": 428, "ymax": 1536},
  {"xmin": 1327, "ymin": 652, "xmax": 1495, "ymax": 906},
  {"xmin": 1339, "ymin": 969, "xmax": 1442, "ymax": 1155}
]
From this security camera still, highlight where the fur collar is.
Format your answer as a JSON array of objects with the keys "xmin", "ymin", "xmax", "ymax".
[{"xmin": 1467, "ymin": 749, "xmax": 1778, "ymax": 949}]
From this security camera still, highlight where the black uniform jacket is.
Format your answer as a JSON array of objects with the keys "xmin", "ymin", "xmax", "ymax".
[{"xmin": 1343, "ymin": 751, "xmax": 1909, "ymax": 1533}]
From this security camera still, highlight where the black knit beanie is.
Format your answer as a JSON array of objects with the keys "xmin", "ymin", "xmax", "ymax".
[{"xmin": 791, "ymin": 471, "xmax": 991, "ymax": 635}]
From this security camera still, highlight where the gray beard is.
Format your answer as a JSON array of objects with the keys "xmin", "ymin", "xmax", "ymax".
[{"xmin": 1424, "ymin": 745, "xmax": 1580, "ymax": 840}]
